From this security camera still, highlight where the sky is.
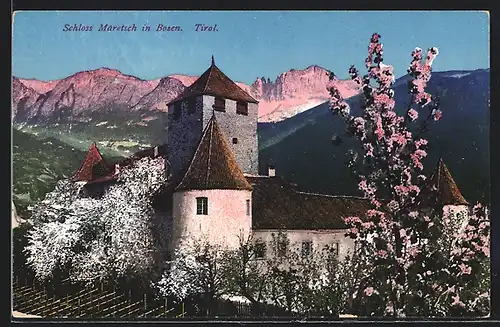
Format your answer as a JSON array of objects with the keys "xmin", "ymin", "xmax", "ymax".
[{"xmin": 12, "ymin": 11, "xmax": 489, "ymax": 85}]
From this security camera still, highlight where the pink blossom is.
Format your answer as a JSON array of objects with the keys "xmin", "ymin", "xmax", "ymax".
[
  {"xmin": 399, "ymin": 229, "xmax": 407, "ymax": 238},
  {"xmin": 364, "ymin": 143, "xmax": 374, "ymax": 157},
  {"xmin": 364, "ymin": 287, "xmax": 375, "ymax": 296},
  {"xmin": 367, "ymin": 209, "xmax": 384, "ymax": 218},
  {"xmin": 408, "ymin": 211, "xmax": 419, "ymax": 218},
  {"xmin": 385, "ymin": 303, "xmax": 394, "ymax": 314},
  {"xmin": 433, "ymin": 109, "xmax": 442, "ymax": 121},
  {"xmin": 482, "ymin": 246, "xmax": 490, "ymax": 257},
  {"xmin": 479, "ymin": 221, "xmax": 489, "ymax": 229},
  {"xmin": 407, "ymin": 246, "xmax": 419, "ymax": 258},
  {"xmin": 387, "ymin": 200, "xmax": 399, "ymax": 211},
  {"xmin": 407, "ymin": 109, "xmax": 418, "ymax": 121},
  {"xmin": 425, "ymin": 47, "xmax": 439, "ymax": 66},
  {"xmin": 415, "ymin": 139, "xmax": 428, "ymax": 148},
  {"xmin": 361, "ymin": 221, "xmax": 375, "ymax": 229},
  {"xmin": 371, "ymin": 199, "xmax": 382, "ymax": 208},
  {"xmin": 376, "ymin": 250, "xmax": 388, "ymax": 259},
  {"xmin": 391, "ymin": 132, "xmax": 409, "ymax": 146},
  {"xmin": 451, "ymin": 294, "xmax": 466, "ymax": 308},
  {"xmin": 415, "ymin": 92, "xmax": 432, "ymax": 106},
  {"xmin": 408, "ymin": 185, "xmax": 420, "ymax": 194},
  {"xmin": 394, "ymin": 185, "xmax": 409, "ymax": 197},
  {"xmin": 344, "ymin": 216, "xmax": 363, "ymax": 224}
]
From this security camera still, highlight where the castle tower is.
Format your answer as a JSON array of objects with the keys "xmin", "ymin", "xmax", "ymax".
[
  {"xmin": 170, "ymin": 114, "xmax": 253, "ymax": 252},
  {"xmin": 166, "ymin": 56, "xmax": 259, "ymax": 181},
  {"xmin": 426, "ymin": 158, "xmax": 470, "ymax": 230},
  {"xmin": 72, "ymin": 142, "xmax": 112, "ymax": 182}
]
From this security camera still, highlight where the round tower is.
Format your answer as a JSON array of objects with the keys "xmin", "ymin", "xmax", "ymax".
[{"xmin": 170, "ymin": 114, "xmax": 253, "ymax": 252}]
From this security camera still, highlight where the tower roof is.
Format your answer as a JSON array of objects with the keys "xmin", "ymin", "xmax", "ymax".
[
  {"xmin": 72, "ymin": 143, "xmax": 113, "ymax": 182},
  {"xmin": 168, "ymin": 57, "xmax": 258, "ymax": 104},
  {"xmin": 424, "ymin": 158, "xmax": 469, "ymax": 206},
  {"xmin": 175, "ymin": 114, "xmax": 253, "ymax": 192}
]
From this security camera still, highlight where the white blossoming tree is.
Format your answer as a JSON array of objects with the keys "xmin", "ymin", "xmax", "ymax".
[
  {"xmin": 24, "ymin": 157, "xmax": 168, "ymax": 287},
  {"xmin": 156, "ymin": 237, "xmax": 231, "ymax": 315}
]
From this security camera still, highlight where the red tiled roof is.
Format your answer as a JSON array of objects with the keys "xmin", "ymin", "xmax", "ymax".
[
  {"xmin": 168, "ymin": 57, "xmax": 258, "ymax": 104},
  {"xmin": 72, "ymin": 143, "xmax": 114, "ymax": 182},
  {"xmin": 73, "ymin": 144, "xmax": 168, "ymax": 185},
  {"xmin": 175, "ymin": 114, "xmax": 253, "ymax": 191},
  {"xmin": 423, "ymin": 159, "xmax": 469, "ymax": 206}
]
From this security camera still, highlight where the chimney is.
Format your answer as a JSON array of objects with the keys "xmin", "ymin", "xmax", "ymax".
[
  {"xmin": 268, "ymin": 164, "xmax": 276, "ymax": 177},
  {"xmin": 154, "ymin": 146, "xmax": 159, "ymax": 157}
]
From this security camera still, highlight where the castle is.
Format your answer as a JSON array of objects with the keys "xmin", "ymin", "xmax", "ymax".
[{"xmin": 71, "ymin": 57, "xmax": 470, "ymax": 261}]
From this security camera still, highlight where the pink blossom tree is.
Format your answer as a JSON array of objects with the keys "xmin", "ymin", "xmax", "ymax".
[{"xmin": 326, "ymin": 33, "xmax": 490, "ymax": 317}]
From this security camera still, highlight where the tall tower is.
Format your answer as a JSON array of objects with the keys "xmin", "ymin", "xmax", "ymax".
[
  {"xmin": 170, "ymin": 114, "xmax": 253, "ymax": 252},
  {"xmin": 166, "ymin": 56, "xmax": 259, "ymax": 181}
]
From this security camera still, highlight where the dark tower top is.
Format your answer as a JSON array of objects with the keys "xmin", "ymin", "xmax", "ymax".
[
  {"xmin": 175, "ymin": 114, "xmax": 253, "ymax": 191},
  {"xmin": 168, "ymin": 58, "xmax": 258, "ymax": 104},
  {"xmin": 423, "ymin": 158, "xmax": 469, "ymax": 206}
]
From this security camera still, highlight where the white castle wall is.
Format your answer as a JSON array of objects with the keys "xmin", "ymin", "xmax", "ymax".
[
  {"xmin": 252, "ymin": 229, "xmax": 355, "ymax": 261},
  {"xmin": 171, "ymin": 189, "xmax": 253, "ymax": 250}
]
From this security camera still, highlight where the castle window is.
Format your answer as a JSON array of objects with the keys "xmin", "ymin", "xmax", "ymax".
[
  {"xmin": 188, "ymin": 98, "xmax": 196, "ymax": 114},
  {"xmin": 246, "ymin": 199, "xmax": 251, "ymax": 216},
  {"xmin": 196, "ymin": 197, "xmax": 208, "ymax": 215},
  {"xmin": 301, "ymin": 241, "xmax": 313, "ymax": 258},
  {"xmin": 328, "ymin": 242, "xmax": 340, "ymax": 256},
  {"xmin": 236, "ymin": 101, "xmax": 248, "ymax": 115},
  {"xmin": 254, "ymin": 240, "xmax": 266, "ymax": 259},
  {"xmin": 173, "ymin": 102, "xmax": 182, "ymax": 120},
  {"xmin": 277, "ymin": 239, "xmax": 287, "ymax": 257},
  {"xmin": 213, "ymin": 97, "xmax": 226, "ymax": 112},
  {"xmin": 233, "ymin": 138, "xmax": 238, "ymax": 144}
]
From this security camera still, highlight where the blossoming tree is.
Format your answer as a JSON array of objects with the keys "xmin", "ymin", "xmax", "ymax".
[
  {"xmin": 156, "ymin": 237, "xmax": 231, "ymax": 315},
  {"xmin": 24, "ymin": 157, "xmax": 168, "ymax": 287},
  {"xmin": 326, "ymin": 33, "xmax": 490, "ymax": 317}
]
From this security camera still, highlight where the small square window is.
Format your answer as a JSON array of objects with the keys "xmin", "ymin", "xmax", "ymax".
[
  {"xmin": 254, "ymin": 240, "xmax": 266, "ymax": 259},
  {"xmin": 301, "ymin": 241, "xmax": 313, "ymax": 258},
  {"xmin": 214, "ymin": 97, "xmax": 226, "ymax": 112},
  {"xmin": 236, "ymin": 101, "xmax": 248, "ymax": 115},
  {"xmin": 277, "ymin": 240, "xmax": 287, "ymax": 257},
  {"xmin": 328, "ymin": 242, "xmax": 339, "ymax": 256},
  {"xmin": 196, "ymin": 197, "xmax": 208, "ymax": 215},
  {"xmin": 233, "ymin": 138, "xmax": 238, "ymax": 144}
]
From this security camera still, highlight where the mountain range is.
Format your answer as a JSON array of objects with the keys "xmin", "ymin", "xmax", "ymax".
[
  {"xmin": 258, "ymin": 69, "xmax": 490, "ymax": 204},
  {"xmin": 11, "ymin": 65, "xmax": 490, "ymax": 214},
  {"xmin": 12, "ymin": 65, "xmax": 360, "ymax": 125}
]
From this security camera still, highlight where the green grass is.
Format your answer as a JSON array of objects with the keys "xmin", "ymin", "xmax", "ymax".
[{"xmin": 12, "ymin": 129, "xmax": 124, "ymax": 217}]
